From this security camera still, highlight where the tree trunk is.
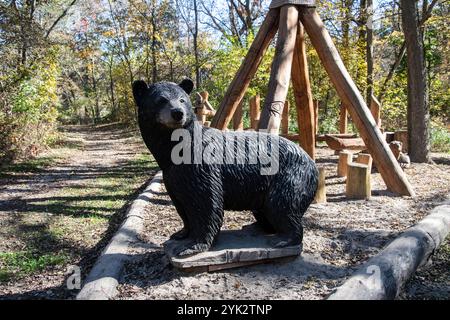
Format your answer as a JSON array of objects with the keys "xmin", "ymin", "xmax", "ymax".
[
  {"xmin": 366, "ymin": 0, "xmax": 374, "ymax": 105},
  {"xmin": 108, "ymin": 53, "xmax": 116, "ymax": 119},
  {"xmin": 400, "ymin": 0, "xmax": 430, "ymax": 163},
  {"xmin": 341, "ymin": 0, "xmax": 353, "ymax": 65},
  {"xmin": 151, "ymin": 0, "xmax": 158, "ymax": 83},
  {"xmin": 91, "ymin": 59, "xmax": 100, "ymax": 123},
  {"xmin": 193, "ymin": 0, "xmax": 201, "ymax": 89}
]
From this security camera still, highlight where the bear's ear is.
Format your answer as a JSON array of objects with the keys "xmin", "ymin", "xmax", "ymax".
[
  {"xmin": 132, "ymin": 80, "xmax": 149, "ymax": 107},
  {"xmin": 179, "ymin": 78, "xmax": 194, "ymax": 95}
]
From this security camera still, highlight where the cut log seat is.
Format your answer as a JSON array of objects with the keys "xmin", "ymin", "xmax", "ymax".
[
  {"xmin": 316, "ymin": 133, "xmax": 357, "ymax": 142},
  {"xmin": 324, "ymin": 135, "xmax": 366, "ymax": 151},
  {"xmin": 281, "ymin": 134, "xmax": 301, "ymax": 142}
]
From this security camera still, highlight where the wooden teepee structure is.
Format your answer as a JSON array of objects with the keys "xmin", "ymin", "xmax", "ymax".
[{"xmin": 210, "ymin": 0, "xmax": 415, "ymax": 197}]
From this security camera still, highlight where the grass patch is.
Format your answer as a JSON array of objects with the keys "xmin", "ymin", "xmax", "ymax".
[
  {"xmin": 0, "ymin": 130, "xmax": 85, "ymax": 177},
  {"xmin": 0, "ymin": 157, "xmax": 57, "ymax": 177},
  {"xmin": 1, "ymin": 149, "xmax": 157, "ymax": 283},
  {"xmin": 431, "ymin": 123, "xmax": 450, "ymax": 153},
  {"xmin": 0, "ymin": 251, "xmax": 68, "ymax": 283}
]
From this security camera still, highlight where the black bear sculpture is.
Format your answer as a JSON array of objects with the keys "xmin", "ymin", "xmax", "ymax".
[{"xmin": 133, "ymin": 79, "xmax": 318, "ymax": 257}]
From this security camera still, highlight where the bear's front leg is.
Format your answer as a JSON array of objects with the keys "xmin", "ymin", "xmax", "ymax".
[
  {"xmin": 174, "ymin": 188, "xmax": 224, "ymax": 255},
  {"xmin": 172, "ymin": 203, "xmax": 224, "ymax": 257},
  {"xmin": 168, "ymin": 197, "xmax": 191, "ymax": 240},
  {"xmin": 165, "ymin": 181, "xmax": 192, "ymax": 241},
  {"xmin": 167, "ymin": 165, "xmax": 224, "ymax": 257}
]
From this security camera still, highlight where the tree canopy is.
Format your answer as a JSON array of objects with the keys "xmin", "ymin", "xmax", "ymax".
[{"xmin": 0, "ymin": 0, "xmax": 449, "ymax": 162}]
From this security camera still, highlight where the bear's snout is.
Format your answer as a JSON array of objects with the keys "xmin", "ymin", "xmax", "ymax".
[{"xmin": 171, "ymin": 109, "xmax": 184, "ymax": 122}]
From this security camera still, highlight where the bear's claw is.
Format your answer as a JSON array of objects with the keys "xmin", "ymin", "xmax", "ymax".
[
  {"xmin": 271, "ymin": 237, "xmax": 301, "ymax": 248},
  {"xmin": 174, "ymin": 242, "xmax": 210, "ymax": 257}
]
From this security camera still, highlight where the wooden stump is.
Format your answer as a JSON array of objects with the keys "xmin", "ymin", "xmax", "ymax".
[
  {"xmin": 233, "ymin": 101, "xmax": 244, "ymax": 131},
  {"xmin": 204, "ymin": 121, "xmax": 211, "ymax": 128},
  {"xmin": 356, "ymin": 153, "xmax": 373, "ymax": 171},
  {"xmin": 314, "ymin": 167, "xmax": 327, "ymax": 204},
  {"xmin": 250, "ymin": 95, "xmax": 261, "ymax": 130},
  {"xmin": 346, "ymin": 163, "xmax": 371, "ymax": 200},
  {"xmin": 338, "ymin": 150, "xmax": 353, "ymax": 178}
]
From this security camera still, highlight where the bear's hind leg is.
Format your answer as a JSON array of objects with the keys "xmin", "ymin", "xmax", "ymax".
[
  {"xmin": 271, "ymin": 228, "xmax": 303, "ymax": 248},
  {"xmin": 263, "ymin": 199, "xmax": 304, "ymax": 248}
]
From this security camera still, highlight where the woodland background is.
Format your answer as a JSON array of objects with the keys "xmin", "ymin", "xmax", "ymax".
[{"xmin": 0, "ymin": 0, "xmax": 449, "ymax": 163}]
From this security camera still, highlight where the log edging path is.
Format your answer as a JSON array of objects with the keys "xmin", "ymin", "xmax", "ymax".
[
  {"xmin": 76, "ymin": 172, "xmax": 164, "ymax": 300},
  {"xmin": 328, "ymin": 195, "xmax": 450, "ymax": 300}
]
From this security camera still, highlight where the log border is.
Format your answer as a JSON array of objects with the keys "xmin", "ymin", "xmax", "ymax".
[
  {"xmin": 76, "ymin": 172, "xmax": 164, "ymax": 300},
  {"xmin": 328, "ymin": 196, "xmax": 450, "ymax": 300}
]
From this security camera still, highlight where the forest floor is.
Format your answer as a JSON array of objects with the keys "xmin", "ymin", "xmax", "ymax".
[
  {"xmin": 0, "ymin": 128, "xmax": 448, "ymax": 300},
  {"xmin": 0, "ymin": 124, "xmax": 157, "ymax": 299},
  {"xmin": 116, "ymin": 148, "xmax": 450, "ymax": 300}
]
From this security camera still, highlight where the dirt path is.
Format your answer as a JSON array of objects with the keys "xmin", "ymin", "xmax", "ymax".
[{"xmin": 0, "ymin": 124, "xmax": 157, "ymax": 299}]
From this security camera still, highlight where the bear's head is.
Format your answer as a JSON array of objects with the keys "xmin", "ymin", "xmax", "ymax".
[{"xmin": 132, "ymin": 79, "xmax": 195, "ymax": 130}]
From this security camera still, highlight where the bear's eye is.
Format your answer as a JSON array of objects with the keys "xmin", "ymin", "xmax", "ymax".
[{"xmin": 180, "ymin": 98, "xmax": 185, "ymax": 104}]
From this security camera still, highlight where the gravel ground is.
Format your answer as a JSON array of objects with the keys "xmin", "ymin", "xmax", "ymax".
[{"xmin": 116, "ymin": 148, "xmax": 450, "ymax": 300}]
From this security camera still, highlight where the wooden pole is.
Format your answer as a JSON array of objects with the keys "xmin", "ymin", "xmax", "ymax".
[
  {"xmin": 339, "ymin": 103, "xmax": 348, "ymax": 134},
  {"xmin": 292, "ymin": 22, "xmax": 316, "ymax": 159},
  {"xmin": 313, "ymin": 99, "xmax": 319, "ymax": 135},
  {"xmin": 313, "ymin": 167, "xmax": 327, "ymax": 204},
  {"xmin": 346, "ymin": 163, "xmax": 371, "ymax": 200},
  {"xmin": 259, "ymin": 5, "xmax": 299, "ymax": 134},
  {"xmin": 211, "ymin": 9, "xmax": 279, "ymax": 130},
  {"xmin": 233, "ymin": 101, "xmax": 244, "ymax": 131},
  {"xmin": 281, "ymin": 100, "xmax": 290, "ymax": 135},
  {"xmin": 299, "ymin": 7, "xmax": 414, "ymax": 196},
  {"xmin": 250, "ymin": 95, "xmax": 261, "ymax": 130},
  {"xmin": 370, "ymin": 95, "xmax": 382, "ymax": 128}
]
